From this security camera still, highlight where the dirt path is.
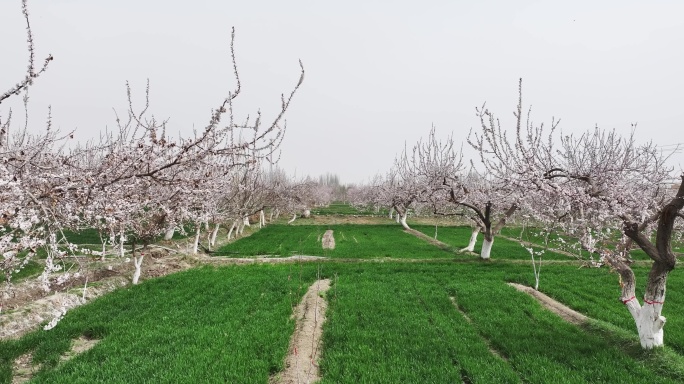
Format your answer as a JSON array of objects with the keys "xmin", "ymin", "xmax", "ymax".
[
  {"xmin": 11, "ymin": 335, "xmax": 100, "ymax": 383},
  {"xmin": 404, "ymin": 228, "xmax": 478, "ymax": 256},
  {"xmin": 507, "ymin": 282, "xmax": 588, "ymax": 325},
  {"xmin": 271, "ymin": 279, "xmax": 331, "ymax": 384},
  {"xmin": 321, "ymin": 230, "xmax": 335, "ymax": 250}
]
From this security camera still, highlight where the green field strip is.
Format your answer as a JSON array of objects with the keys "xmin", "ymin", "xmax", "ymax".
[
  {"xmin": 4, "ymin": 256, "xmax": 684, "ymax": 382},
  {"xmin": 215, "ymin": 225, "xmax": 455, "ymax": 259},
  {"xmin": 511, "ymin": 264, "xmax": 684, "ymax": 356},
  {"xmin": 309, "ymin": 202, "xmax": 390, "ymax": 216},
  {"xmin": 0, "ymin": 265, "xmax": 320, "ymax": 384},
  {"xmin": 452, "ymin": 273, "xmax": 683, "ymax": 383},
  {"xmin": 318, "ymin": 265, "xmax": 520, "ymax": 383},
  {"xmin": 412, "ymin": 225, "xmax": 572, "ymax": 260}
]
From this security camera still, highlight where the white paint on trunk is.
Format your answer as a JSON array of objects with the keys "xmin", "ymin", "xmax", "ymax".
[
  {"xmin": 192, "ymin": 225, "xmax": 201, "ymax": 254},
  {"xmin": 287, "ymin": 213, "xmax": 297, "ymax": 224},
  {"xmin": 481, "ymin": 238, "xmax": 493, "ymax": 259},
  {"xmin": 132, "ymin": 255, "xmax": 144, "ymax": 285},
  {"xmin": 227, "ymin": 222, "xmax": 236, "ymax": 240},
  {"xmin": 624, "ymin": 298, "xmax": 666, "ymax": 349},
  {"xmin": 399, "ymin": 212, "xmax": 410, "ymax": 230},
  {"xmin": 164, "ymin": 227, "xmax": 175, "ymax": 241},
  {"xmin": 243, "ymin": 216, "xmax": 250, "ymax": 227},
  {"xmin": 461, "ymin": 228, "xmax": 480, "ymax": 252},
  {"xmin": 119, "ymin": 232, "xmax": 125, "ymax": 258},
  {"xmin": 101, "ymin": 242, "xmax": 106, "ymax": 261},
  {"xmin": 259, "ymin": 210, "xmax": 266, "ymax": 227},
  {"xmin": 209, "ymin": 224, "xmax": 220, "ymax": 247},
  {"xmin": 269, "ymin": 210, "xmax": 274, "ymax": 222}
]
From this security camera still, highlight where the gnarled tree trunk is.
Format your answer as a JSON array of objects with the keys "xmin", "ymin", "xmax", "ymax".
[{"xmin": 618, "ymin": 177, "xmax": 684, "ymax": 349}]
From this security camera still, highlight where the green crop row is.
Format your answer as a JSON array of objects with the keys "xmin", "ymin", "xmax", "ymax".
[
  {"xmin": 214, "ymin": 224, "xmax": 456, "ymax": 259},
  {"xmin": 0, "ymin": 265, "xmax": 320, "ymax": 383},
  {"xmin": 4, "ymin": 262, "xmax": 684, "ymax": 383}
]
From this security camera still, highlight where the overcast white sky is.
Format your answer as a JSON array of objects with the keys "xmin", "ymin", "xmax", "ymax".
[{"xmin": 1, "ymin": 0, "xmax": 683, "ymax": 184}]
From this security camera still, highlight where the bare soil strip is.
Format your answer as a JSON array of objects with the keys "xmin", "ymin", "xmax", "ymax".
[
  {"xmin": 507, "ymin": 283, "xmax": 588, "ymax": 325},
  {"xmin": 404, "ymin": 228, "xmax": 478, "ymax": 256},
  {"xmin": 60, "ymin": 336, "xmax": 100, "ymax": 363},
  {"xmin": 12, "ymin": 336, "xmax": 100, "ymax": 383},
  {"xmin": 12, "ymin": 352, "xmax": 37, "ymax": 384},
  {"xmin": 271, "ymin": 279, "xmax": 331, "ymax": 384},
  {"xmin": 405, "ymin": 229, "xmax": 453, "ymax": 251},
  {"xmin": 321, "ymin": 230, "xmax": 335, "ymax": 250}
]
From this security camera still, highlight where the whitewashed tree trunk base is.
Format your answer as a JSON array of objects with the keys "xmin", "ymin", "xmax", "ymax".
[
  {"xmin": 164, "ymin": 227, "xmax": 175, "ymax": 241},
  {"xmin": 132, "ymin": 255, "xmax": 144, "ymax": 285},
  {"xmin": 461, "ymin": 229, "xmax": 480, "ymax": 252},
  {"xmin": 119, "ymin": 232, "xmax": 125, "ymax": 258},
  {"xmin": 209, "ymin": 224, "xmax": 220, "ymax": 248},
  {"xmin": 481, "ymin": 238, "xmax": 493, "ymax": 259},
  {"xmin": 400, "ymin": 214, "xmax": 410, "ymax": 230},
  {"xmin": 192, "ymin": 226, "xmax": 201, "ymax": 254},
  {"xmin": 227, "ymin": 222, "xmax": 236, "ymax": 241},
  {"xmin": 624, "ymin": 298, "xmax": 666, "ymax": 349}
]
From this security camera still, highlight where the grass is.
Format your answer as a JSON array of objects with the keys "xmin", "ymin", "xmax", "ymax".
[
  {"xmin": 309, "ymin": 202, "xmax": 390, "ymax": 216},
  {"xmin": 499, "ymin": 226, "xmax": 684, "ymax": 261},
  {"xmin": 509, "ymin": 264, "xmax": 684, "ymax": 356},
  {"xmin": 214, "ymin": 224, "xmax": 456, "ymax": 259},
  {"xmin": 0, "ymin": 264, "xmax": 320, "ymax": 383},
  {"xmin": 4, "ymin": 222, "xmax": 684, "ymax": 383},
  {"xmin": 412, "ymin": 225, "xmax": 573, "ymax": 260},
  {"xmin": 319, "ymin": 262, "xmax": 684, "ymax": 383},
  {"xmin": 320, "ymin": 263, "xmax": 519, "ymax": 382},
  {"xmin": 4, "ymin": 260, "xmax": 43, "ymax": 283}
]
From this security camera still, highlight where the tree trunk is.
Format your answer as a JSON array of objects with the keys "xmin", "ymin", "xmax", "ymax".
[
  {"xmin": 132, "ymin": 255, "xmax": 144, "ymax": 285},
  {"xmin": 243, "ymin": 216, "xmax": 250, "ymax": 227},
  {"xmin": 287, "ymin": 213, "xmax": 297, "ymax": 224},
  {"xmin": 119, "ymin": 231, "xmax": 125, "ymax": 258},
  {"xmin": 461, "ymin": 227, "xmax": 480, "ymax": 252},
  {"xmin": 259, "ymin": 210, "xmax": 266, "ymax": 227},
  {"xmin": 100, "ymin": 241, "xmax": 106, "ymax": 262},
  {"xmin": 209, "ymin": 224, "xmax": 220, "ymax": 248},
  {"xmin": 269, "ymin": 210, "xmax": 274, "ymax": 222},
  {"xmin": 164, "ymin": 227, "xmax": 175, "ymax": 240},
  {"xmin": 227, "ymin": 221, "xmax": 236, "ymax": 240},
  {"xmin": 192, "ymin": 225, "xmax": 201, "ymax": 254},
  {"xmin": 618, "ymin": 264, "xmax": 667, "ymax": 349},
  {"xmin": 399, "ymin": 212, "xmax": 410, "ymax": 230},
  {"xmin": 131, "ymin": 243, "xmax": 144, "ymax": 285},
  {"xmin": 481, "ymin": 234, "xmax": 493, "ymax": 260}
]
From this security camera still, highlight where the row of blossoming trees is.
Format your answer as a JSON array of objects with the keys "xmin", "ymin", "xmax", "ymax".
[
  {"xmin": 349, "ymin": 79, "xmax": 683, "ymax": 349},
  {"xmin": 1, "ymin": 0, "xmax": 335, "ymax": 290}
]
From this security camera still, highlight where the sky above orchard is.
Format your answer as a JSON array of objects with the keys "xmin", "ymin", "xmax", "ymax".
[{"xmin": 1, "ymin": 0, "xmax": 683, "ymax": 184}]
